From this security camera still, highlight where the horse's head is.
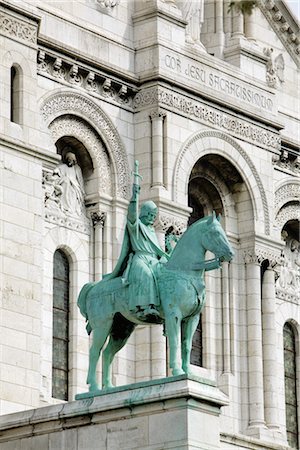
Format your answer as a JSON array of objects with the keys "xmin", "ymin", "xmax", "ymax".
[{"xmin": 201, "ymin": 212, "xmax": 234, "ymax": 262}]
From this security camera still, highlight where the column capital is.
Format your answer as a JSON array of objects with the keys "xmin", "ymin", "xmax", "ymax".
[
  {"xmin": 243, "ymin": 247, "xmax": 281, "ymax": 266},
  {"xmin": 149, "ymin": 108, "xmax": 167, "ymax": 120},
  {"xmin": 90, "ymin": 211, "xmax": 106, "ymax": 227}
]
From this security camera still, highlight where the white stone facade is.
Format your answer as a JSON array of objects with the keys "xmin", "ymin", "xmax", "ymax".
[{"xmin": 0, "ymin": 0, "xmax": 299, "ymax": 449}]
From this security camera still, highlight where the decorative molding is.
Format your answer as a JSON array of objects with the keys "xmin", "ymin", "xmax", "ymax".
[
  {"xmin": 37, "ymin": 50, "xmax": 134, "ymax": 110},
  {"xmin": 174, "ymin": 129, "xmax": 270, "ymax": 235},
  {"xmin": 40, "ymin": 91, "xmax": 130, "ymax": 199},
  {"xmin": 156, "ymin": 213, "xmax": 187, "ymax": 235},
  {"xmin": 243, "ymin": 248, "xmax": 281, "ymax": 266},
  {"xmin": 133, "ymin": 86, "xmax": 281, "ymax": 151},
  {"xmin": 95, "ymin": 0, "xmax": 120, "ymax": 12},
  {"xmin": 49, "ymin": 116, "xmax": 112, "ymax": 196},
  {"xmin": 259, "ymin": 0, "xmax": 300, "ymax": 68},
  {"xmin": 0, "ymin": 10, "xmax": 37, "ymax": 46},
  {"xmin": 274, "ymin": 182, "xmax": 300, "ymax": 214},
  {"xmin": 276, "ymin": 204, "xmax": 300, "ymax": 230},
  {"xmin": 272, "ymin": 152, "xmax": 300, "ymax": 175}
]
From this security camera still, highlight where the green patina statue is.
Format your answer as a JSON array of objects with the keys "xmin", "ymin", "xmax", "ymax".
[{"xmin": 77, "ymin": 161, "xmax": 234, "ymax": 393}]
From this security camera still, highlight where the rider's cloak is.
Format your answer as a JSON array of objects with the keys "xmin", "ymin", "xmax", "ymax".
[{"xmin": 103, "ymin": 219, "xmax": 169, "ymax": 282}]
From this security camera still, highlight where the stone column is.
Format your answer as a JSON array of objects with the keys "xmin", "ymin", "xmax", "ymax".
[
  {"xmin": 245, "ymin": 251, "xmax": 265, "ymax": 430},
  {"xmin": 150, "ymin": 109, "xmax": 166, "ymax": 188},
  {"xmin": 215, "ymin": 0, "xmax": 225, "ymax": 54},
  {"xmin": 232, "ymin": 9, "xmax": 244, "ymax": 37},
  {"xmin": 244, "ymin": 8, "xmax": 256, "ymax": 41},
  {"xmin": 222, "ymin": 261, "xmax": 231, "ymax": 373},
  {"xmin": 262, "ymin": 264, "xmax": 280, "ymax": 430},
  {"xmin": 91, "ymin": 212, "xmax": 106, "ymax": 281}
]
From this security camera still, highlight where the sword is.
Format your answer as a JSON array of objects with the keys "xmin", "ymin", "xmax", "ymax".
[{"xmin": 132, "ymin": 160, "xmax": 143, "ymax": 239}]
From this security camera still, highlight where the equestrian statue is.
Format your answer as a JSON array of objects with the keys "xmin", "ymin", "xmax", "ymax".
[{"xmin": 77, "ymin": 161, "xmax": 234, "ymax": 392}]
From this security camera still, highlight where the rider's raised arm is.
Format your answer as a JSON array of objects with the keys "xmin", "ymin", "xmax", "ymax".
[{"xmin": 127, "ymin": 183, "xmax": 140, "ymax": 224}]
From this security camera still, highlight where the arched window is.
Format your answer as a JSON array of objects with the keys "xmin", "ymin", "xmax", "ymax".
[
  {"xmin": 10, "ymin": 65, "xmax": 21, "ymax": 124},
  {"xmin": 284, "ymin": 322, "xmax": 299, "ymax": 449},
  {"xmin": 52, "ymin": 249, "xmax": 70, "ymax": 400}
]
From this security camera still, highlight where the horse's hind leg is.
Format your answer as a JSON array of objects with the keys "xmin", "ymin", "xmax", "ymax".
[
  {"xmin": 102, "ymin": 314, "xmax": 135, "ymax": 389},
  {"xmin": 181, "ymin": 314, "xmax": 200, "ymax": 375},
  {"xmin": 87, "ymin": 321, "xmax": 112, "ymax": 391}
]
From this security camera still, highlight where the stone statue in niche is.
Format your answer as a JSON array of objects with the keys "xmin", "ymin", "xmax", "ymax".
[
  {"xmin": 43, "ymin": 149, "xmax": 85, "ymax": 217},
  {"xmin": 76, "ymin": 161, "xmax": 234, "ymax": 396},
  {"xmin": 276, "ymin": 233, "xmax": 300, "ymax": 293},
  {"xmin": 176, "ymin": 0, "xmax": 205, "ymax": 49}
]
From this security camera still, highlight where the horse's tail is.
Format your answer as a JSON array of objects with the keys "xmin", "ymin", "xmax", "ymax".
[{"xmin": 77, "ymin": 282, "xmax": 96, "ymax": 320}]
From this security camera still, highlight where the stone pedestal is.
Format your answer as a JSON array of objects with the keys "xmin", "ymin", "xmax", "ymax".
[{"xmin": 0, "ymin": 375, "xmax": 228, "ymax": 450}]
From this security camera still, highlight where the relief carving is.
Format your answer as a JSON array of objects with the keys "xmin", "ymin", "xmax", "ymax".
[
  {"xmin": 43, "ymin": 150, "xmax": 86, "ymax": 218},
  {"xmin": 276, "ymin": 234, "xmax": 300, "ymax": 303},
  {"xmin": 263, "ymin": 48, "xmax": 284, "ymax": 88},
  {"xmin": 0, "ymin": 11, "xmax": 37, "ymax": 45}
]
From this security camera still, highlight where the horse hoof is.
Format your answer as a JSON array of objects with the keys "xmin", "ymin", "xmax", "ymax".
[{"xmin": 89, "ymin": 384, "xmax": 100, "ymax": 392}]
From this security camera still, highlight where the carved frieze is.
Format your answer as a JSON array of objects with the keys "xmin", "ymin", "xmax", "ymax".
[
  {"xmin": 134, "ymin": 86, "xmax": 281, "ymax": 151},
  {"xmin": 0, "ymin": 10, "xmax": 37, "ymax": 45},
  {"xmin": 243, "ymin": 248, "xmax": 281, "ymax": 266},
  {"xmin": 37, "ymin": 50, "xmax": 134, "ymax": 109}
]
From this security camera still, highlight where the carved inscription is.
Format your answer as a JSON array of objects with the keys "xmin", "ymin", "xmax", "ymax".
[{"xmin": 164, "ymin": 52, "xmax": 274, "ymax": 112}]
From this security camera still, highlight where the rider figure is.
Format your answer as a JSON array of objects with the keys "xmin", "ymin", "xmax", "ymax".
[{"xmin": 105, "ymin": 181, "xmax": 170, "ymax": 319}]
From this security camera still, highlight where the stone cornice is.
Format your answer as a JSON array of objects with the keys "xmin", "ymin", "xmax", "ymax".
[
  {"xmin": 259, "ymin": 0, "xmax": 300, "ymax": 68},
  {"xmin": 37, "ymin": 49, "xmax": 136, "ymax": 111}
]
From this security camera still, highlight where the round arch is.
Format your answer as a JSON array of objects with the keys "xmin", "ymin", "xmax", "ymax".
[
  {"xmin": 274, "ymin": 180, "xmax": 300, "ymax": 230},
  {"xmin": 173, "ymin": 130, "xmax": 270, "ymax": 234},
  {"xmin": 40, "ymin": 89, "xmax": 130, "ymax": 199},
  {"xmin": 49, "ymin": 115, "xmax": 112, "ymax": 197}
]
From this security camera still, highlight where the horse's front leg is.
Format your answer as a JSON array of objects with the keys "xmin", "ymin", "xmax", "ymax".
[
  {"xmin": 165, "ymin": 313, "xmax": 185, "ymax": 376},
  {"xmin": 181, "ymin": 314, "xmax": 200, "ymax": 375},
  {"xmin": 87, "ymin": 322, "xmax": 112, "ymax": 391}
]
